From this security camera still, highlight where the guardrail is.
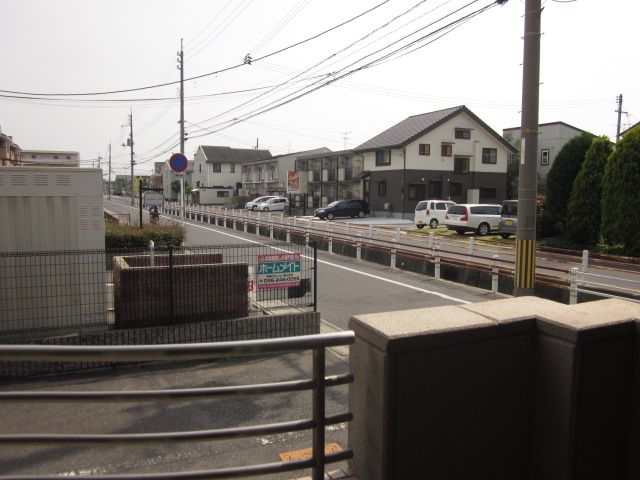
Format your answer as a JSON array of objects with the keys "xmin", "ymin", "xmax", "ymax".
[
  {"xmin": 114, "ymin": 200, "xmax": 640, "ymax": 304},
  {"xmin": 0, "ymin": 331, "xmax": 355, "ymax": 480}
]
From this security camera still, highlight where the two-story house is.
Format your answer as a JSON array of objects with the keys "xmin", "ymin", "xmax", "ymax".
[
  {"xmin": 354, "ymin": 105, "xmax": 517, "ymax": 217},
  {"xmin": 191, "ymin": 146, "xmax": 271, "ymax": 204},
  {"xmin": 21, "ymin": 150, "xmax": 81, "ymax": 167},
  {"xmin": 503, "ymin": 121, "xmax": 589, "ymax": 181},
  {"xmin": 241, "ymin": 148, "xmax": 330, "ymax": 199}
]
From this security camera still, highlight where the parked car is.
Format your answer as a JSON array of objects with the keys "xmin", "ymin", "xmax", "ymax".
[
  {"xmin": 245, "ymin": 195, "xmax": 277, "ymax": 210},
  {"xmin": 414, "ymin": 200, "xmax": 456, "ymax": 229},
  {"xmin": 498, "ymin": 200, "xmax": 518, "ymax": 238},
  {"xmin": 256, "ymin": 197, "xmax": 289, "ymax": 212},
  {"xmin": 444, "ymin": 204, "xmax": 503, "ymax": 236},
  {"xmin": 314, "ymin": 200, "xmax": 370, "ymax": 220}
]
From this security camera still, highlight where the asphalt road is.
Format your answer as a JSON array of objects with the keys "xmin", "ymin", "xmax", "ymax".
[{"xmin": 0, "ymin": 199, "xmax": 507, "ymax": 478}]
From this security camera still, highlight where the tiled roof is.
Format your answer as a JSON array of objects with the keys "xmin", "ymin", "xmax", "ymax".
[
  {"xmin": 355, "ymin": 105, "xmax": 517, "ymax": 153},
  {"xmin": 355, "ymin": 106, "xmax": 464, "ymax": 151},
  {"xmin": 200, "ymin": 146, "xmax": 272, "ymax": 163}
]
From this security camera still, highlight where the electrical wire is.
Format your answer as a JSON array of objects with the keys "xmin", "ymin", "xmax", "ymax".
[
  {"xmin": 0, "ymin": 0, "xmax": 390, "ymax": 97},
  {"xmin": 188, "ymin": 0, "xmax": 503, "ymax": 140}
]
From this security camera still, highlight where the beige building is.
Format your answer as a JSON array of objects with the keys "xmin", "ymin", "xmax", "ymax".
[
  {"xmin": 20, "ymin": 150, "xmax": 81, "ymax": 167},
  {"xmin": 0, "ymin": 126, "xmax": 22, "ymax": 166}
]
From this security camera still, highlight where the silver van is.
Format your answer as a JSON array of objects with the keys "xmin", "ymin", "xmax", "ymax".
[{"xmin": 498, "ymin": 200, "xmax": 518, "ymax": 238}]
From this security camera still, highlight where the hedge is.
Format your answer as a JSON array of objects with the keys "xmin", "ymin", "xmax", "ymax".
[{"xmin": 105, "ymin": 223, "xmax": 186, "ymax": 250}]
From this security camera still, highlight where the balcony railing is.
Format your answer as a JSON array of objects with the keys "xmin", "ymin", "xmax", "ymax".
[{"xmin": 0, "ymin": 331, "xmax": 355, "ymax": 480}]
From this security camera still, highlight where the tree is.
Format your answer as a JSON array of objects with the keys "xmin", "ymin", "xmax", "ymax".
[
  {"xmin": 601, "ymin": 128, "xmax": 640, "ymax": 255},
  {"xmin": 171, "ymin": 180, "xmax": 192, "ymax": 197},
  {"xmin": 565, "ymin": 136, "xmax": 613, "ymax": 246},
  {"xmin": 503, "ymin": 133, "xmax": 520, "ymax": 199},
  {"xmin": 544, "ymin": 132, "xmax": 595, "ymax": 235}
]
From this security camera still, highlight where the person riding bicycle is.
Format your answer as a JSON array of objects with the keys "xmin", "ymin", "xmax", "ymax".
[{"xmin": 149, "ymin": 206, "xmax": 160, "ymax": 224}]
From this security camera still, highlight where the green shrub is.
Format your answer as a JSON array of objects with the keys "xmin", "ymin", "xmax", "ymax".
[
  {"xmin": 544, "ymin": 132, "xmax": 595, "ymax": 235},
  {"xmin": 105, "ymin": 222, "xmax": 186, "ymax": 250},
  {"xmin": 565, "ymin": 136, "xmax": 613, "ymax": 246},
  {"xmin": 601, "ymin": 128, "xmax": 640, "ymax": 256}
]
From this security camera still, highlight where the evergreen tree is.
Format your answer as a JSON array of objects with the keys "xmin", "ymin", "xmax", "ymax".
[
  {"xmin": 601, "ymin": 128, "xmax": 640, "ymax": 255},
  {"xmin": 544, "ymin": 132, "xmax": 595, "ymax": 235},
  {"xmin": 565, "ymin": 136, "xmax": 613, "ymax": 245}
]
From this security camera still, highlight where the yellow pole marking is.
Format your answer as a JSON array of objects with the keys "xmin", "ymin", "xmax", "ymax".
[{"xmin": 515, "ymin": 238, "xmax": 536, "ymax": 289}]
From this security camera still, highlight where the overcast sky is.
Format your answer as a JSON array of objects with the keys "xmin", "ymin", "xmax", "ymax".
[{"xmin": 1, "ymin": 0, "xmax": 637, "ymax": 177}]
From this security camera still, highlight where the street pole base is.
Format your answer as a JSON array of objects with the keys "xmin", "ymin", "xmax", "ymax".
[{"xmin": 513, "ymin": 286, "xmax": 535, "ymax": 297}]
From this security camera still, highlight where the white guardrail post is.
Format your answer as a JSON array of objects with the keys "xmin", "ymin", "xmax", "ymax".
[
  {"xmin": 305, "ymin": 226, "xmax": 310, "ymax": 246},
  {"xmin": 356, "ymin": 234, "xmax": 362, "ymax": 261},
  {"xmin": 391, "ymin": 240, "xmax": 397, "ymax": 269},
  {"xmin": 270, "ymin": 216, "xmax": 274, "ymax": 239},
  {"xmin": 491, "ymin": 255, "xmax": 499, "ymax": 293},
  {"xmin": 328, "ymin": 227, "xmax": 333, "ymax": 254},
  {"xmin": 286, "ymin": 218, "xmax": 291, "ymax": 243},
  {"xmin": 467, "ymin": 236, "xmax": 475, "ymax": 255},
  {"xmin": 569, "ymin": 267, "xmax": 579, "ymax": 305},
  {"xmin": 149, "ymin": 240, "xmax": 155, "ymax": 267},
  {"xmin": 368, "ymin": 224, "xmax": 373, "ymax": 238},
  {"xmin": 428, "ymin": 232, "xmax": 434, "ymax": 250},
  {"xmin": 581, "ymin": 250, "xmax": 589, "ymax": 283}
]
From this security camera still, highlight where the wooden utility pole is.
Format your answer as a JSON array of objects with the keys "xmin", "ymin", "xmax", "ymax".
[
  {"xmin": 108, "ymin": 142, "xmax": 112, "ymax": 200},
  {"xmin": 514, "ymin": 0, "xmax": 541, "ymax": 296},
  {"xmin": 128, "ymin": 109, "xmax": 134, "ymax": 206}
]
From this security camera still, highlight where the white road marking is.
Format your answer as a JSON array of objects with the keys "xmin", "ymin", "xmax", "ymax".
[{"xmin": 179, "ymin": 215, "xmax": 470, "ymax": 304}]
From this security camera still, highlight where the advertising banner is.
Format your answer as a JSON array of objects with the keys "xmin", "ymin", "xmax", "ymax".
[
  {"xmin": 287, "ymin": 171, "xmax": 300, "ymax": 193},
  {"xmin": 256, "ymin": 253, "xmax": 301, "ymax": 289}
]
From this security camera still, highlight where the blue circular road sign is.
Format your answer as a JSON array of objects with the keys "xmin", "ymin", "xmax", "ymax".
[{"xmin": 169, "ymin": 153, "xmax": 188, "ymax": 173}]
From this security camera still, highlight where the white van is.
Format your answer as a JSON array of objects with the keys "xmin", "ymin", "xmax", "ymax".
[{"xmin": 414, "ymin": 200, "xmax": 456, "ymax": 229}]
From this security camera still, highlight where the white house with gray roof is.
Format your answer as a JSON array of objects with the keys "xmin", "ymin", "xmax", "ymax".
[
  {"xmin": 354, "ymin": 105, "xmax": 517, "ymax": 217},
  {"xmin": 191, "ymin": 145, "xmax": 271, "ymax": 204}
]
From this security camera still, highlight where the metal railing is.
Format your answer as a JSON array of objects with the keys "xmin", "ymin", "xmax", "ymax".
[
  {"xmin": 160, "ymin": 202, "xmax": 640, "ymax": 303},
  {"xmin": 0, "ymin": 331, "xmax": 355, "ymax": 479},
  {"xmin": 0, "ymin": 242, "xmax": 316, "ymax": 341}
]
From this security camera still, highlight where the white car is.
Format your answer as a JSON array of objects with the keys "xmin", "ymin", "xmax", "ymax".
[
  {"xmin": 245, "ymin": 196, "xmax": 276, "ymax": 211},
  {"xmin": 414, "ymin": 200, "xmax": 456, "ymax": 229},
  {"xmin": 256, "ymin": 197, "xmax": 289, "ymax": 212},
  {"xmin": 444, "ymin": 204, "xmax": 503, "ymax": 236}
]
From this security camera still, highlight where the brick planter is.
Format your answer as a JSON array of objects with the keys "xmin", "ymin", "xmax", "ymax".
[{"xmin": 113, "ymin": 253, "xmax": 249, "ymax": 328}]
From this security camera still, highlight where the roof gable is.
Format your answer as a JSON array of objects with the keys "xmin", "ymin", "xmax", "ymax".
[
  {"xmin": 355, "ymin": 105, "xmax": 516, "ymax": 153},
  {"xmin": 199, "ymin": 146, "xmax": 272, "ymax": 164}
]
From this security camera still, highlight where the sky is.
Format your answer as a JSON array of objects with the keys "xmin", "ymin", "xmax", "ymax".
[{"xmin": 1, "ymin": 0, "xmax": 638, "ymax": 178}]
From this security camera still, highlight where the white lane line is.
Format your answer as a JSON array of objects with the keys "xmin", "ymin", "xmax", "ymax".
[
  {"xmin": 106, "ymin": 202, "xmax": 468, "ymax": 304},
  {"xmin": 183, "ymin": 217, "xmax": 470, "ymax": 304}
]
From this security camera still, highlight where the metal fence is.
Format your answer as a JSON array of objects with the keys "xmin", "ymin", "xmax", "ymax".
[
  {"xmin": 0, "ymin": 331, "xmax": 355, "ymax": 480},
  {"xmin": 0, "ymin": 242, "xmax": 316, "ymax": 341}
]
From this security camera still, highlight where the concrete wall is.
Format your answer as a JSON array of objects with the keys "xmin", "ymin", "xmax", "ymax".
[{"xmin": 348, "ymin": 297, "xmax": 640, "ymax": 480}]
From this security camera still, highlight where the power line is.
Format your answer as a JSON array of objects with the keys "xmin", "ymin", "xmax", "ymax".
[
  {"xmin": 189, "ymin": 0, "xmax": 500, "ymax": 138},
  {"xmin": 0, "ymin": 0, "xmax": 390, "ymax": 97}
]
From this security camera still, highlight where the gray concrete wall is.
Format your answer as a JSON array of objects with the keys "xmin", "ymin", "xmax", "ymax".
[{"xmin": 348, "ymin": 297, "xmax": 640, "ymax": 480}]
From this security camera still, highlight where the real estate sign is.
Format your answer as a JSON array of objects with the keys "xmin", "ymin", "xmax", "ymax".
[{"xmin": 256, "ymin": 253, "xmax": 301, "ymax": 289}]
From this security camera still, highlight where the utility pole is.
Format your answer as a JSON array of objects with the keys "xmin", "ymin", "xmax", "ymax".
[
  {"xmin": 108, "ymin": 142, "xmax": 112, "ymax": 201},
  {"xmin": 126, "ymin": 109, "xmax": 135, "ymax": 206},
  {"xmin": 514, "ymin": 0, "xmax": 541, "ymax": 297},
  {"xmin": 178, "ymin": 39, "xmax": 185, "ymax": 154},
  {"xmin": 615, "ymin": 94, "xmax": 623, "ymax": 144}
]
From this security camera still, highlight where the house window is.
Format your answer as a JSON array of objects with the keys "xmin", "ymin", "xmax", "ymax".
[
  {"xmin": 408, "ymin": 183, "xmax": 426, "ymax": 200},
  {"xmin": 66, "ymin": 155, "xmax": 71, "ymax": 160},
  {"xmin": 230, "ymin": 164, "xmax": 235, "ymax": 173},
  {"xmin": 450, "ymin": 182, "xmax": 462, "ymax": 197},
  {"xmin": 441, "ymin": 144, "xmax": 453, "ymax": 156},
  {"xmin": 482, "ymin": 148, "xmax": 497, "ymax": 164},
  {"xmin": 53, "ymin": 155, "xmax": 59, "ymax": 159},
  {"xmin": 31, "ymin": 155, "xmax": 36, "ymax": 159},
  {"xmin": 378, "ymin": 180, "xmax": 387, "ymax": 197},
  {"xmin": 196, "ymin": 181, "xmax": 200, "ymax": 188},
  {"xmin": 454, "ymin": 156, "xmax": 470, "ymax": 174},
  {"xmin": 212, "ymin": 163, "xmax": 221, "ymax": 173},
  {"xmin": 428, "ymin": 181, "xmax": 442, "ymax": 198},
  {"xmin": 418, "ymin": 144, "xmax": 430, "ymax": 156},
  {"xmin": 541, "ymin": 149, "xmax": 550, "ymax": 166},
  {"xmin": 479, "ymin": 187, "xmax": 497, "ymax": 201},
  {"xmin": 199, "ymin": 164, "xmax": 202, "ymax": 173},
  {"xmin": 375, "ymin": 150, "xmax": 390, "ymax": 166},
  {"xmin": 217, "ymin": 191, "xmax": 230, "ymax": 197},
  {"xmin": 455, "ymin": 129, "xmax": 471, "ymax": 140}
]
